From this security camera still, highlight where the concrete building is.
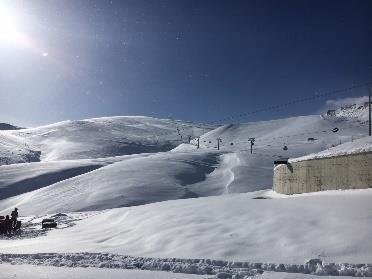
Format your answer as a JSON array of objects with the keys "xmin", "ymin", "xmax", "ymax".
[{"xmin": 273, "ymin": 138, "xmax": 372, "ymax": 194}]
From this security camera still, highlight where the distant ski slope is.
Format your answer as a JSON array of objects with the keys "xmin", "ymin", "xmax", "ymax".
[{"xmin": 0, "ymin": 116, "xmax": 215, "ymax": 164}]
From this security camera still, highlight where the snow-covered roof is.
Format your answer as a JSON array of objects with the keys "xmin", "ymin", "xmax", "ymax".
[{"xmin": 289, "ymin": 136, "xmax": 372, "ymax": 162}]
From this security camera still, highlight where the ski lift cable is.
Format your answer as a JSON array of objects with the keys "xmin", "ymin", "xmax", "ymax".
[
  {"xmin": 206, "ymin": 81, "xmax": 372, "ymax": 125},
  {"xmin": 198, "ymin": 122, "xmax": 368, "ymax": 147},
  {"xmin": 162, "ymin": 81, "xmax": 371, "ymax": 143}
]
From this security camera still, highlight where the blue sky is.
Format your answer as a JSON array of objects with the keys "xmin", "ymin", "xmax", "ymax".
[{"xmin": 0, "ymin": 0, "xmax": 371, "ymax": 127}]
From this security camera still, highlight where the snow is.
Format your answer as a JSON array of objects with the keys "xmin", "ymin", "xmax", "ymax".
[
  {"xmin": 1, "ymin": 113, "xmax": 367, "ymax": 210},
  {"xmin": 0, "ymin": 103, "xmax": 371, "ymax": 278},
  {"xmin": 289, "ymin": 136, "xmax": 372, "ymax": 162},
  {"xmin": 0, "ymin": 263, "xmax": 211, "ymax": 279},
  {"xmin": 0, "ymin": 116, "xmax": 214, "ymax": 164},
  {"xmin": 0, "ymin": 250, "xmax": 371, "ymax": 277},
  {"xmin": 0, "ymin": 264, "xmax": 364, "ymax": 279},
  {"xmin": 2, "ymin": 189, "xmax": 372, "ymax": 266},
  {"xmin": 0, "ymin": 131, "xmax": 41, "ymax": 165},
  {"xmin": 0, "ymin": 160, "xmax": 106, "ymax": 199},
  {"xmin": 0, "ymin": 151, "xmax": 221, "ymax": 214},
  {"xmin": 323, "ymin": 102, "xmax": 370, "ymax": 122}
]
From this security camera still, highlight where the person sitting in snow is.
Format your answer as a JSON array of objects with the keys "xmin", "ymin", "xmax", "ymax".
[{"xmin": 11, "ymin": 208, "xmax": 18, "ymax": 230}]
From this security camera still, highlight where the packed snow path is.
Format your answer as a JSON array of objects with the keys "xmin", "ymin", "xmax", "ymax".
[{"xmin": 1, "ymin": 253, "xmax": 371, "ymax": 277}]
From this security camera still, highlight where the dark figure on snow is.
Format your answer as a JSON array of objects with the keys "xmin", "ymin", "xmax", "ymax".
[
  {"xmin": 1, "ymin": 215, "xmax": 12, "ymax": 235},
  {"xmin": 0, "ymin": 217, "xmax": 4, "ymax": 234},
  {"xmin": 11, "ymin": 208, "xmax": 18, "ymax": 229}
]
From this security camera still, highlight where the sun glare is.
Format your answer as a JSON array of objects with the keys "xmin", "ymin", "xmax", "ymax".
[{"xmin": 0, "ymin": 6, "xmax": 27, "ymax": 46}]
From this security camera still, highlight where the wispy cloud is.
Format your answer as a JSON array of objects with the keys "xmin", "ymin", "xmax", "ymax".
[{"xmin": 325, "ymin": 96, "xmax": 369, "ymax": 110}]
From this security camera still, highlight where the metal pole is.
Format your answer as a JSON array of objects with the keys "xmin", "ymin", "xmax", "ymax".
[
  {"xmin": 248, "ymin": 138, "xmax": 255, "ymax": 154},
  {"xmin": 217, "ymin": 138, "xmax": 220, "ymax": 151},
  {"xmin": 197, "ymin": 137, "xmax": 200, "ymax": 149},
  {"xmin": 369, "ymin": 88, "xmax": 371, "ymax": 136}
]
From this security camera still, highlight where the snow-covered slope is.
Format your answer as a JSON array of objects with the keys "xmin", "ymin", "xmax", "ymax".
[
  {"xmin": 323, "ymin": 102, "xmax": 369, "ymax": 122},
  {"xmin": 194, "ymin": 115, "xmax": 366, "ymax": 155},
  {"xmin": 0, "ymin": 159, "xmax": 110, "ymax": 200},
  {"xmin": 188, "ymin": 115, "xmax": 367, "ymax": 192},
  {"xmin": 0, "ymin": 112, "xmax": 368, "ymax": 213},
  {"xmin": 1, "ymin": 103, "xmax": 372, "ymax": 278},
  {"xmin": 0, "ymin": 132, "xmax": 41, "ymax": 165},
  {"xmin": 0, "ymin": 116, "xmax": 214, "ymax": 164},
  {"xmin": 291, "ymin": 136, "xmax": 372, "ymax": 162},
  {"xmin": 2, "ymin": 189, "xmax": 372, "ymax": 265},
  {"xmin": 0, "ymin": 151, "xmax": 221, "ymax": 214}
]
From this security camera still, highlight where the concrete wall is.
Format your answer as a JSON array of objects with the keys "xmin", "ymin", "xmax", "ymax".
[{"xmin": 273, "ymin": 152, "xmax": 372, "ymax": 194}]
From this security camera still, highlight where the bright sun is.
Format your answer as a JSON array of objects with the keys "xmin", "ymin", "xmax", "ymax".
[{"xmin": 0, "ymin": 6, "xmax": 26, "ymax": 46}]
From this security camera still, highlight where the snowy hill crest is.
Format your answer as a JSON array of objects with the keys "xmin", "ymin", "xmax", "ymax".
[{"xmin": 324, "ymin": 101, "xmax": 369, "ymax": 122}]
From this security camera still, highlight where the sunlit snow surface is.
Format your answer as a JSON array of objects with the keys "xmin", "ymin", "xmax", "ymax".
[
  {"xmin": 0, "ymin": 116, "xmax": 214, "ymax": 164},
  {"xmin": 0, "ymin": 107, "xmax": 371, "ymax": 278},
  {"xmin": 290, "ymin": 136, "xmax": 372, "ymax": 162},
  {"xmin": 0, "ymin": 263, "xmax": 361, "ymax": 278}
]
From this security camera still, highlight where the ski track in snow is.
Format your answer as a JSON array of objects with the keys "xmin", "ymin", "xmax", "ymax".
[{"xmin": 0, "ymin": 252, "xmax": 371, "ymax": 278}]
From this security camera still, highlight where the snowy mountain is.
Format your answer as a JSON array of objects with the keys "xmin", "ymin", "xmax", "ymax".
[{"xmin": 0, "ymin": 123, "xmax": 22, "ymax": 130}]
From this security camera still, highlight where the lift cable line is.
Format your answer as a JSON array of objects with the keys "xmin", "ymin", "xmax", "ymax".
[
  {"xmin": 191, "ymin": 122, "xmax": 368, "ymax": 150},
  {"xmin": 153, "ymin": 81, "xmax": 372, "ymax": 145},
  {"xmin": 207, "ymin": 81, "xmax": 372, "ymax": 125}
]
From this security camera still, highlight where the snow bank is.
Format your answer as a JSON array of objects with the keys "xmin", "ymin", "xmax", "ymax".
[
  {"xmin": 0, "ymin": 253, "xmax": 371, "ymax": 277},
  {"xmin": 290, "ymin": 136, "xmax": 372, "ymax": 162}
]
